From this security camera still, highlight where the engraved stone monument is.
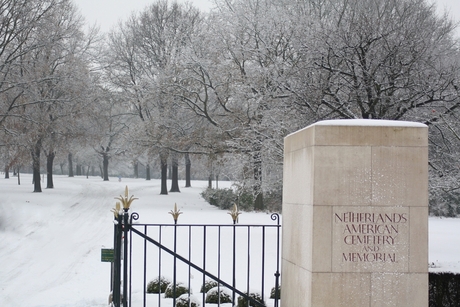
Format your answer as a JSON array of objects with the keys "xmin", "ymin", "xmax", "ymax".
[{"xmin": 282, "ymin": 119, "xmax": 428, "ymax": 307}]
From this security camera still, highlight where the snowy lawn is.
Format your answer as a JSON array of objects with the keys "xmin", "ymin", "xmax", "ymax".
[
  {"xmin": 0, "ymin": 174, "xmax": 459, "ymax": 307},
  {"xmin": 0, "ymin": 175, "xmax": 276, "ymax": 307}
]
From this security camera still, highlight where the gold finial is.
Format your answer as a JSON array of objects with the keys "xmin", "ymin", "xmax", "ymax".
[
  {"xmin": 169, "ymin": 203, "xmax": 182, "ymax": 223},
  {"xmin": 228, "ymin": 204, "xmax": 241, "ymax": 223},
  {"xmin": 111, "ymin": 202, "xmax": 121, "ymax": 218},
  {"xmin": 114, "ymin": 185, "xmax": 138, "ymax": 210}
]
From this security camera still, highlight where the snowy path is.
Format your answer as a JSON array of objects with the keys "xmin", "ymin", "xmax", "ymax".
[
  {"xmin": 0, "ymin": 176, "xmax": 120, "ymax": 306},
  {"xmin": 0, "ymin": 175, "xmax": 237, "ymax": 307}
]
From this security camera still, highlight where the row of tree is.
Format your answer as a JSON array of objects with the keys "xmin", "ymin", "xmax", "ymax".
[{"xmin": 1, "ymin": 0, "xmax": 460, "ymax": 214}]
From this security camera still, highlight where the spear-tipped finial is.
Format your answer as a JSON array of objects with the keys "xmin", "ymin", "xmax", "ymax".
[
  {"xmin": 169, "ymin": 203, "xmax": 182, "ymax": 223},
  {"xmin": 228, "ymin": 203, "xmax": 241, "ymax": 224},
  {"xmin": 114, "ymin": 185, "xmax": 138, "ymax": 210},
  {"xmin": 111, "ymin": 201, "xmax": 121, "ymax": 218}
]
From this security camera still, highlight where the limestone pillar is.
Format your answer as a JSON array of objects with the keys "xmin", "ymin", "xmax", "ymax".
[{"xmin": 282, "ymin": 119, "xmax": 428, "ymax": 307}]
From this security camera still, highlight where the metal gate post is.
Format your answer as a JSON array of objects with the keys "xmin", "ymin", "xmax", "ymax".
[
  {"xmin": 114, "ymin": 186, "xmax": 137, "ymax": 307},
  {"xmin": 123, "ymin": 208, "xmax": 129, "ymax": 307},
  {"xmin": 113, "ymin": 213, "xmax": 122, "ymax": 307},
  {"xmin": 273, "ymin": 213, "xmax": 281, "ymax": 307}
]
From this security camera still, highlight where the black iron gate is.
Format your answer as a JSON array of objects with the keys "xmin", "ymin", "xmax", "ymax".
[{"xmin": 109, "ymin": 190, "xmax": 281, "ymax": 307}]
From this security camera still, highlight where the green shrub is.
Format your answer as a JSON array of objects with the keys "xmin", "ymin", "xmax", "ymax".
[
  {"xmin": 205, "ymin": 287, "xmax": 232, "ymax": 304},
  {"xmin": 201, "ymin": 186, "xmax": 282, "ymax": 212},
  {"xmin": 200, "ymin": 279, "xmax": 219, "ymax": 293},
  {"xmin": 176, "ymin": 294, "xmax": 200, "ymax": 307},
  {"xmin": 164, "ymin": 282, "xmax": 189, "ymax": 298},
  {"xmin": 235, "ymin": 189, "xmax": 254, "ymax": 211},
  {"xmin": 146, "ymin": 276, "xmax": 170, "ymax": 293},
  {"xmin": 237, "ymin": 292, "xmax": 265, "ymax": 307},
  {"xmin": 270, "ymin": 285, "xmax": 281, "ymax": 299},
  {"xmin": 200, "ymin": 188, "xmax": 237, "ymax": 210},
  {"xmin": 200, "ymin": 187, "xmax": 255, "ymax": 211}
]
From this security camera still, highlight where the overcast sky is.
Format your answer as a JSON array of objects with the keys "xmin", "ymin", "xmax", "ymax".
[
  {"xmin": 76, "ymin": 0, "xmax": 460, "ymax": 34},
  {"xmin": 77, "ymin": 0, "xmax": 212, "ymax": 32}
]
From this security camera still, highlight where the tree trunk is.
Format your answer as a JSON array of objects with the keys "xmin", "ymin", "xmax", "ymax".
[
  {"xmin": 253, "ymin": 150, "xmax": 264, "ymax": 211},
  {"xmin": 68, "ymin": 153, "xmax": 74, "ymax": 177},
  {"xmin": 103, "ymin": 153, "xmax": 109, "ymax": 181},
  {"xmin": 46, "ymin": 151, "xmax": 55, "ymax": 189},
  {"xmin": 160, "ymin": 152, "xmax": 168, "ymax": 195},
  {"xmin": 185, "ymin": 153, "xmax": 191, "ymax": 187},
  {"xmin": 134, "ymin": 160, "xmax": 139, "ymax": 178},
  {"xmin": 4, "ymin": 164, "xmax": 9, "ymax": 179},
  {"xmin": 86, "ymin": 164, "xmax": 90, "ymax": 178},
  {"xmin": 207, "ymin": 156, "xmax": 213, "ymax": 189},
  {"xmin": 76, "ymin": 164, "xmax": 82, "ymax": 176},
  {"xmin": 254, "ymin": 192, "xmax": 264, "ymax": 211},
  {"xmin": 146, "ymin": 164, "xmax": 151, "ymax": 181},
  {"xmin": 32, "ymin": 140, "xmax": 42, "ymax": 192},
  {"xmin": 170, "ymin": 155, "xmax": 180, "ymax": 192}
]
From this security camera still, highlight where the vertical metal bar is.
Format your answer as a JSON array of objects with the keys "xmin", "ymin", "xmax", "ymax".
[
  {"xmin": 261, "ymin": 226, "xmax": 266, "ymax": 302},
  {"xmin": 188, "ymin": 225, "xmax": 192, "ymax": 304},
  {"xmin": 129, "ymin": 222, "xmax": 133, "ymax": 307},
  {"xmin": 173, "ymin": 221, "xmax": 177, "ymax": 306},
  {"xmin": 274, "ymin": 214, "xmax": 281, "ymax": 307},
  {"xmin": 246, "ymin": 227, "xmax": 251, "ymax": 306},
  {"xmin": 143, "ymin": 225, "xmax": 147, "ymax": 307},
  {"xmin": 158, "ymin": 226, "xmax": 162, "ymax": 307},
  {"xmin": 232, "ymin": 222, "xmax": 236, "ymax": 305},
  {"xmin": 217, "ymin": 226, "xmax": 221, "ymax": 307},
  {"xmin": 202, "ymin": 226, "xmax": 207, "ymax": 306},
  {"xmin": 123, "ymin": 210, "xmax": 129, "ymax": 307},
  {"xmin": 113, "ymin": 214, "xmax": 122, "ymax": 307}
]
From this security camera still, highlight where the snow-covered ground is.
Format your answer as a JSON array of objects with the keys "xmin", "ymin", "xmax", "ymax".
[
  {"xmin": 0, "ymin": 174, "xmax": 459, "ymax": 307},
  {"xmin": 0, "ymin": 175, "xmax": 275, "ymax": 307},
  {"xmin": 428, "ymin": 217, "xmax": 460, "ymax": 272}
]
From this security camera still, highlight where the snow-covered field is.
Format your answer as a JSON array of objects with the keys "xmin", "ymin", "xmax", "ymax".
[
  {"xmin": 0, "ymin": 174, "xmax": 459, "ymax": 307},
  {"xmin": 0, "ymin": 175, "xmax": 276, "ymax": 307}
]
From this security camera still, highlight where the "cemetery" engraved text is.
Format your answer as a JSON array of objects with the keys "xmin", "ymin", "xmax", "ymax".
[{"xmin": 334, "ymin": 212, "xmax": 408, "ymax": 263}]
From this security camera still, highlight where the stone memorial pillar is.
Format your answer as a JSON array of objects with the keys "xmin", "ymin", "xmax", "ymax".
[{"xmin": 282, "ymin": 119, "xmax": 428, "ymax": 307}]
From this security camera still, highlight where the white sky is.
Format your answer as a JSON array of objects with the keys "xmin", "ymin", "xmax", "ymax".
[
  {"xmin": 434, "ymin": 0, "xmax": 460, "ymax": 35},
  {"xmin": 76, "ymin": 0, "xmax": 213, "ymax": 32},
  {"xmin": 76, "ymin": 0, "xmax": 460, "ymax": 34},
  {"xmin": 435, "ymin": 0, "xmax": 460, "ymax": 16}
]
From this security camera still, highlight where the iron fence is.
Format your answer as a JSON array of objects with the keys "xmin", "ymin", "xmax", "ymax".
[{"xmin": 112, "ymin": 209, "xmax": 281, "ymax": 307}]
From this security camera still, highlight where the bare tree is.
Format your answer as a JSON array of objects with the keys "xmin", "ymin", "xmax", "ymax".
[
  {"xmin": 299, "ymin": 0, "xmax": 460, "ymax": 121},
  {"xmin": 105, "ymin": 0, "xmax": 203, "ymax": 193},
  {"xmin": 0, "ymin": 0, "xmax": 97, "ymax": 191},
  {"xmin": 170, "ymin": 0, "xmax": 304, "ymax": 210}
]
